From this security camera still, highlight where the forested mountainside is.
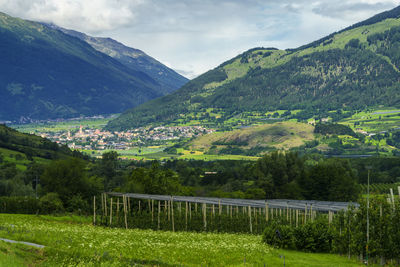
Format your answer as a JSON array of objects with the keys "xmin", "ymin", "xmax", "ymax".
[
  {"xmin": 45, "ymin": 24, "xmax": 188, "ymax": 95},
  {"xmin": 0, "ymin": 12, "xmax": 164, "ymax": 121},
  {"xmin": 107, "ymin": 6, "xmax": 400, "ymax": 130}
]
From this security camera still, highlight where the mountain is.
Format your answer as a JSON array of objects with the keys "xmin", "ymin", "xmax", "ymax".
[
  {"xmin": 0, "ymin": 12, "xmax": 169, "ymax": 121},
  {"xmin": 44, "ymin": 24, "xmax": 188, "ymax": 95},
  {"xmin": 107, "ymin": 6, "xmax": 400, "ymax": 131}
]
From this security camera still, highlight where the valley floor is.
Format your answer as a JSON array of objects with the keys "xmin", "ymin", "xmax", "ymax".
[{"xmin": 0, "ymin": 214, "xmax": 370, "ymax": 266}]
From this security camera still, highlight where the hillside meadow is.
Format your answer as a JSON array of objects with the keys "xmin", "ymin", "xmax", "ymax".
[{"xmin": 0, "ymin": 214, "xmax": 369, "ymax": 266}]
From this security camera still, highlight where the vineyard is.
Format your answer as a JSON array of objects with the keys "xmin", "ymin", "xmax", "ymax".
[
  {"xmin": 98, "ymin": 193, "xmax": 346, "ymax": 235},
  {"xmin": 96, "ymin": 191, "xmax": 400, "ymax": 265}
]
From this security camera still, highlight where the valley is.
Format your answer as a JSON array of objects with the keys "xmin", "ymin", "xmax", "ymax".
[
  {"xmin": 10, "ymin": 106, "xmax": 400, "ymax": 161},
  {"xmin": 2, "ymin": 4, "xmax": 400, "ymax": 266}
]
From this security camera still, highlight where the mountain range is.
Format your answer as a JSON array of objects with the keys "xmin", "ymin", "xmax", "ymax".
[
  {"xmin": 43, "ymin": 24, "xmax": 188, "ymax": 95},
  {"xmin": 106, "ymin": 6, "xmax": 400, "ymax": 131},
  {"xmin": 0, "ymin": 12, "xmax": 187, "ymax": 122}
]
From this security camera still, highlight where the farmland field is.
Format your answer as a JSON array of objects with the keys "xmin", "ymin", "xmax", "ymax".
[
  {"xmin": 10, "ymin": 115, "xmax": 117, "ymax": 134},
  {"xmin": 0, "ymin": 214, "xmax": 371, "ymax": 266}
]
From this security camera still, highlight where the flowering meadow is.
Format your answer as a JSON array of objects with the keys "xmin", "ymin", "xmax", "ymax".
[{"xmin": 0, "ymin": 214, "xmax": 367, "ymax": 266}]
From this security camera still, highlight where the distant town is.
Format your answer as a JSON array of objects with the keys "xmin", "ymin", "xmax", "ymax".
[{"xmin": 37, "ymin": 125, "xmax": 215, "ymax": 151}]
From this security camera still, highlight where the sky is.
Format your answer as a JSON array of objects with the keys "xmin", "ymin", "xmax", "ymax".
[{"xmin": 0, "ymin": 0, "xmax": 399, "ymax": 79}]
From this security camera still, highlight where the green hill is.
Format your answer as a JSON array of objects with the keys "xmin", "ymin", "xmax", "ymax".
[
  {"xmin": 0, "ymin": 12, "xmax": 165, "ymax": 121},
  {"xmin": 0, "ymin": 124, "xmax": 73, "ymax": 164},
  {"xmin": 189, "ymin": 121, "xmax": 315, "ymax": 156},
  {"xmin": 107, "ymin": 6, "xmax": 400, "ymax": 131}
]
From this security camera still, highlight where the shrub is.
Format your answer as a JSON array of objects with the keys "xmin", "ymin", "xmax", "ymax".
[
  {"xmin": 262, "ymin": 221, "xmax": 294, "ymax": 249},
  {"xmin": 293, "ymin": 219, "xmax": 333, "ymax": 252},
  {"xmin": 67, "ymin": 195, "xmax": 89, "ymax": 215},
  {"xmin": 0, "ymin": 196, "xmax": 40, "ymax": 214},
  {"xmin": 39, "ymin": 193, "xmax": 64, "ymax": 214}
]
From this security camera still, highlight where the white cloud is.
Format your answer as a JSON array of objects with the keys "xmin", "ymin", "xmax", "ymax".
[
  {"xmin": 0, "ymin": 0, "xmax": 399, "ymax": 78},
  {"xmin": 0, "ymin": 0, "xmax": 142, "ymax": 33}
]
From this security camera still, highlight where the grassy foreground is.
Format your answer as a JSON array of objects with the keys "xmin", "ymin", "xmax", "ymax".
[{"xmin": 0, "ymin": 214, "xmax": 368, "ymax": 266}]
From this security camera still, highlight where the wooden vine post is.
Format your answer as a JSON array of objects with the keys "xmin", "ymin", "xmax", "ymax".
[
  {"xmin": 123, "ymin": 195, "xmax": 128, "ymax": 229},
  {"xmin": 203, "ymin": 203, "xmax": 207, "ymax": 231},
  {"xmin": 116, "ymin": 198, "xmax": 120, "ymax": 224},
  {"xmin": 286, "ymin": 204, "xmax": 289, "ymax": 221},
  {"xmin": 152, "ymin": 199, "xmax": 154, "ymax": 223},
  {"xmin": 168, "ymin": 200, "xmax": 171, "ymax": 221},
  {"xmin": 93, "ymin": 196, "xmax": 96, "ymax": 225},
  {"xmin": 101, "ymin": 194, "xmax": 104, "ymax": 221},
  {"xmin": 171, "ymin": 197, "xmax": 175, "ymax": 232},
  {"xmin": 304, "ymin": 204, "xmax": 307, "ymax": 224},
  {"xmin": 104, "ymin": 194, "xmax": 108, "ymax": 221},
  {"xmin": 158, "ymin": 201, "xmax": 161, "ymax": 230},
  {"xmin": 390, "ymin": 188, "xmax": 395, "ymax": 212},
  {"xmin": 185, "ymin": 201, "xmax": 188, "ymax": 230},
  {"xmin": 109, "ymin": 197, "xmax": 113, "ymax": 226},
  {"xmin": 248, "ymin": 206, "xmax": 252, "ymax": 234}
]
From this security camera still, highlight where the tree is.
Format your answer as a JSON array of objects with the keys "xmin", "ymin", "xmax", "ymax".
[
  {"xmin": 123, "ymin": 161, "xmax": 182, "ymax": 195},
  {"xmin": 305, "ymin": 159, "xmax": 359, "ymax": 201},
  {"xmin": 99, "ymin": 151, "xmax": 120, "ymax": 190},
  {"xmin": 40, "ymin": 158, "xmax": 102, "ymax": 205},
  {"xmin": 253, "ymin": 151, "xmax": 304, "ymax": 198}
]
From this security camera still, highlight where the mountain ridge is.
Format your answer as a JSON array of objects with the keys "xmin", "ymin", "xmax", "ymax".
[
  {"xmin": 43, "ymin": 23, "xmax": 188, "ymax": 95},
  {"xmin": 0, "ymin": 12, "xmax": 183, "ymax": 122}
]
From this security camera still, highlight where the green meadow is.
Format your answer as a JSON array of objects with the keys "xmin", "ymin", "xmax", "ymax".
[{"xmin": 0, "ymin": 214, "xmax": 369, "ymax": 266}]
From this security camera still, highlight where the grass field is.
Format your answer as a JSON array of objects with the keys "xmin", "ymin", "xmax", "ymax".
[
  {"xmin": 0, "ymin": 147, "xmax": 50, "ymax": 171},
  {"xmin": 0, "ymin": 241, "xmax": 44, "ymax": 267},
  {"xmin": 340, "ymin": 108, "xmax": 400, "ymax": 133},
  {"xmin": 190, "ymin": 121, "xmax": 315, "ymax": 153},
  {"xmin": 0, "ymin": 214, "xmax": 370, "ymax": 266},
  {"xmin": 10, "ymin": 115, "xmax": 117, "ymax": 134}
]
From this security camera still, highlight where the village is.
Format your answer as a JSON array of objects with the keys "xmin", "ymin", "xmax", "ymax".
[{"xmin": 37, "ymin": 125, "xmax": 214, "ymax": 151}]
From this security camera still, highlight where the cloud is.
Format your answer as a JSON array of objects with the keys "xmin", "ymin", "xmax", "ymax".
[
  {"xmin": 0, "ymin": 0, "xmax": 398, "ymax": 78},
  {"xmin": 0, "ymin": 0, "xmax": 142, "ymax": 33},
  {"xmin": 311, "ymin": 0, "xmax": 398, "ymax": 20}
]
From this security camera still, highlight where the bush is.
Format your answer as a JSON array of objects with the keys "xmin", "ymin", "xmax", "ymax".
[
  {"xmin": 67, "ymin": 195, "xmax": 89, "ymax": 215},
  {"xmin": 293, "ymin": 219, "xmax": 333, "ymax": 252},
  {"xmin": 39, "ymin": 193, "xmax": 64, "ymax": 214},
  {"xmin": 262, "ymin": 221, "xmax": 294, "ymax": 249},
  {"xmin": 262, "ymin": 218, "xmax": 333, "ymax": 252},
  {"xmin": 0, "ymin": 196, "xmax": 40, "ymax": 214}
]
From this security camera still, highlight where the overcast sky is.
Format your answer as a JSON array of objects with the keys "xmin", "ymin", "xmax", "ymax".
[{"xmin": 0, "ymin": 0, "xmax": 399, "ymax": 78}]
